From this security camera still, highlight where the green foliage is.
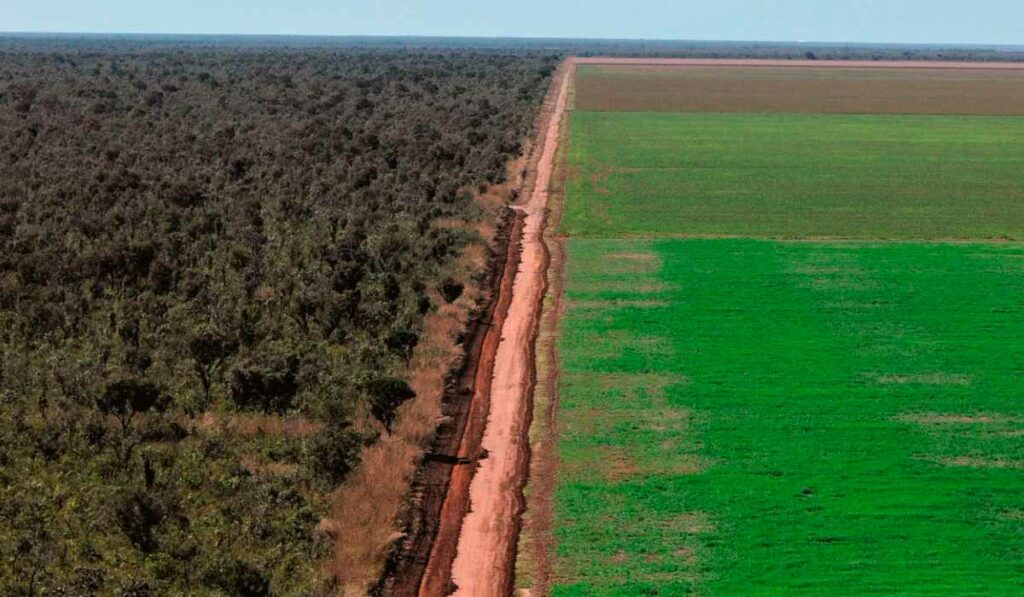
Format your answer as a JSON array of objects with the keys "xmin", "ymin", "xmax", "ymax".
[
  {"xmin": 305, "ymin": 424, "xmax": 366, "ymax": 486},
  {"xmin": 554, "ymin": 238, "xmax": 1024, "ymax": 594},
  {"xmin": 98, "ymin": 379, "xmax": 166, "ymax": 430},
  {"xmin": 0, "ymin": 42, "xmax": 555, "ymax": 592},
  {"xmin": 564, "ymin": 111, "xmax": 1024, "ymax": 239},
  {"xmin": 229, "ymin": 356, "xmax": 300, "ymax": 415},
  {"xmin": 366, "ymin": 377, "xmax": 417, "ymax": 433},
  {"xmin": 440, "ymin": 277, "xmax": 466, "ymax": 303},
  {"xmin": 385, "ymin": 328, "xmax": 420, "ymax": 363},
  {"xmin": 202, "ymin": 559, "xmax": 271, "ymax": 597}
]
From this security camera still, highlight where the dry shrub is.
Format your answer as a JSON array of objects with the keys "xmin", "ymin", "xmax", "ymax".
[
  {"xmin": 322, "ymin": 160, "xmax": 524, "ymax": 593},
  {"xmin": 190, "ymin": 412, "xmax": 322, "ymax": 437}
]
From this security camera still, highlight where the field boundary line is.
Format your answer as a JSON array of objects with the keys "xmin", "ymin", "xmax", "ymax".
[
  {"xmin": 446, "ymin": 56, "xmax": 573, "ymax": 597},
  {"xmin": 515, "ymin": 57, "xmax": 576, "ymax": 597},
  {"xmin": 565, "ymin": 233, "xmax": 1024, "ymax": 244}
]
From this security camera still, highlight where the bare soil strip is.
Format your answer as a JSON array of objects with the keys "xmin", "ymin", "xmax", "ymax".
[
  {"xmin": 575, "ymin": 57, "xmax": 1024, "ymax": 70},
  {"xmin": 379, "ymin": 205, "xmax": 520, "ymax": 595},
  {"xmin": 576, "ymin": 57, "xmax": 1024, "ymax": 115},
  {"xmin": 383, "ymin": 61, "xmax": 572, "ymax": 597},
  {"xmin": 413, "ymin": 209, "xmax": 523, "ymax": 597},
  {"xmin": 515, "ymin": 99, "xmax": 571, "ymax": 596},
  {"xmin": 444, "ymin": 62, "xmax": 572, "ymax": 596}
]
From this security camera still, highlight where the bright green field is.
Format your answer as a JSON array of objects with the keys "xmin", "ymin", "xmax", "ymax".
[
  {"xmin": 548, "ymin": 75, "xmax": 1024, "ymax": 594},
  {"xmin": 553, "ymin": 238, "xmax": 1024, "ymax": 595},
  {"xmin": 563, "ymin": 112, "xmax": 1024, "ymax": 239}
]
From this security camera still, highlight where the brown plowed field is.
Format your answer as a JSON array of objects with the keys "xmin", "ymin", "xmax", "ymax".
[{"xmin": 576, "ymin": 59, "xmax": 1024, "ymax": 114}]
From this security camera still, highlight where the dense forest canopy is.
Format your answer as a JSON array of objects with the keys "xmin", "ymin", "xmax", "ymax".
[{"xmin": 0, "ymin": 41, "xmax": 556, "ymax": 594}]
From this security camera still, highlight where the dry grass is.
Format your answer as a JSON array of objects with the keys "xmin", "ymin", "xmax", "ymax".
[
  {"xmin": 585, "ymin": 446, "xmax": 709, "ymax": 483},
  {"xmin": 189, "ymin": 412, "xmax": 321, "ymax": 437},
  {"xmin": 324, "ymin": 250, "xmax": 473, "ymax": 595},
  {"xmin": 321, "ymin": 158, "xmax": 526, "ymax": 595},
  {"xmin": 932, "ymin": 456, "xmax": 1024, "ymax": 470},
  {"xmin": 239, "ymin": 456, "xmax": 300, "ymax": 477},
  {"xmin": 896, "ymin": 412, "xmax": 1022, "ymax": 426},
  {"xmin": 605, "ymin": 251, "xmax": 659, "ymax": 275},
  {"xmin": 515, "ymin": 63, "xmax": 573, "ymax": 596}
]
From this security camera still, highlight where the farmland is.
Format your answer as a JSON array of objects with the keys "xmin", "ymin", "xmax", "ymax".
[
  {"xmin": 564, "ymin": 112, "xmax": 1024, "ymax": 239},
  {"xmin": 575, "ymin": 62, "xmax": 1024, "ymax": 114},
  {"xmin": 531, "ymin": 60, "xmax": 1024, "ymax": 595}
]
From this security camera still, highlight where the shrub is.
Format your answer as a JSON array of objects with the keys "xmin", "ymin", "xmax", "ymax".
[
  {"xmin": 366, "ymin": 376, "xmax": 417, "ymax": 433},
  {"xmin": 229, "ymin": 357, "xmax": 300, "ymax": 415},
  {"xmin": 305, "ymin": 424, "xmax": 364, "ymax": 486},
  {"xmin": 440, "ymin": 278, "xmax": 465, "ymax": 303}
]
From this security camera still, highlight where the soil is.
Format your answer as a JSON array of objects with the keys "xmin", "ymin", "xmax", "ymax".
[
  {"xmin": 576, "ymin": 58, "xmax": 1024, "ymax": 115},
  {"xmin": 380, "ymin": 208, "xmax": 522, "ymax": 596},
  {"xmin": 381, "ymin": 59, "xmax": 572, "ymax": 596},
  {"xmin": 446, "ymin": 61, "xmax": 572, "ymax": 596},
  {"xmin": 416, "ymin": 209, "xmax": 524, "ymax": 596},
  {"xmin": 517, "ymin": 110, "xmax": 570, "ymax": 596}
]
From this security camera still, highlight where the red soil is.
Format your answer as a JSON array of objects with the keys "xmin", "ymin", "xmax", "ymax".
[{"xmin": 445, "ymin": 61, "xmax": 571, "ymax": 596}]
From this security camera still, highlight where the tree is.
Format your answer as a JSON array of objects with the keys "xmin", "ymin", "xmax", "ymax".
[
  {"xmin": 304, "ymin": 423, "xmax": 364, "ymax": 485},
  {"xmin": 97, "ymin": 379, "xmax": 167, "ymax": 464},
  {"xmin": 115, "ymin": 490, "xmax": 166, "ymax": 554},
  {"xmin": 188, "ymin": 331, "xmax": 237, "ymax": 408},
  {"xmin": 229, "ymin": 357, "xmax": 300, "ymax": 415},
  {"xmin": 365, "ymin": 376, "xmax": 416, "ymax": 433},
  {"xmin": 203, "ymin": 560, "xmax": 270, "ymax": 597},
  {"xmin": 385, "ymin": 328, "xmax": 419, "ymax": 363},
  {"xmin": 97, "ymin": 379, "xmax": 165, "ymax": 434},
  {"xmin": 439, "ymin": 278, "xmax": 464, "ymax": 303}
]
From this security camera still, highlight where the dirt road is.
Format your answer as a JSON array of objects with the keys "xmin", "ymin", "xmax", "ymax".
[
  {"xmin": 385, "ymin": 209, "xmax": 522, "ymax": 597},
  {"xmin": 443, "ymin": 61, "xmax": 572, "ymax": 596}
]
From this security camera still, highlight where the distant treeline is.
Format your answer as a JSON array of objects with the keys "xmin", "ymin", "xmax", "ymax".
[
  {"xmin": 4, "ymin": 34, "xmax": 1024, "ymax": 61},
  {"xmin": 0, "ymin": 44, "xmax": 555, "ymax": 594}
]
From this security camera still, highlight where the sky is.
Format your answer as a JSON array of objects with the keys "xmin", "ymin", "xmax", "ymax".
[{"xmin": 3, "ymin": 0, "xmax": 1022, "ymax": 46}]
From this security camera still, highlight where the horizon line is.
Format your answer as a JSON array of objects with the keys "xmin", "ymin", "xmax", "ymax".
[{"xmin": 1, "ymin": 31, "xmax": 1022, "ymax": 50}]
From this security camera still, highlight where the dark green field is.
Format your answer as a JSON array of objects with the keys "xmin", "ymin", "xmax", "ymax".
[
  {"xmin": 549, "ymin": 63, "xmax": 1024, "ymax": 595},
  {"xmin": 564, "ymin": 112, "xmax": 1024, "ymax": 239}
]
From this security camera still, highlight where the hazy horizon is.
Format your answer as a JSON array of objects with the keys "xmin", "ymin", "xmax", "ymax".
[
  {"xmin": 2, "ymin": 33, "xmax": 1022, "ymax": 53},
  {"xmin": 5, "ymin": 0, "xmax": 1022, "ymax": 46}
]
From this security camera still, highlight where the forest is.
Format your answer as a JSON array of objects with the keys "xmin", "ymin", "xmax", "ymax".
[{"xmin": 0, "ymin": 40, "xmax": 556, "ymax": 594}]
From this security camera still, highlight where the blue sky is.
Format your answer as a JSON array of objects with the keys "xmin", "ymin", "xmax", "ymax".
[{"xmin": 4, "ymin": 0, "xmax": 1022, "ymax": 45}]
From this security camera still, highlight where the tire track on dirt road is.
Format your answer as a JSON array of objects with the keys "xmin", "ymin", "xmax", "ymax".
[{"xmin": 442, "ymin": 59, "xmax": 572, "ymax": 597}]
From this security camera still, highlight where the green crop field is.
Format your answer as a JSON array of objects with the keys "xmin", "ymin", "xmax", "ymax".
[
  {"xmin": 554, "ymin": 239, "xmax": 1024, "ymax": 594},
  {"xmin": 546, "ymin": 65, "xmax": 1024, "ymax": 596},
  {"xmin": 563, "ymin": 112, "xmax": 1024, "ymax": 239}
]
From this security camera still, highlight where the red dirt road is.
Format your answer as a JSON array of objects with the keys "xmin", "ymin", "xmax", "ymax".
[
  {"xmin": 575, "ymin": 57, "xmax": 1024, "ymax": 70},
  {"xmin": 444, "ymin": 62, "xmax": 572, "ymax": 596}
]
